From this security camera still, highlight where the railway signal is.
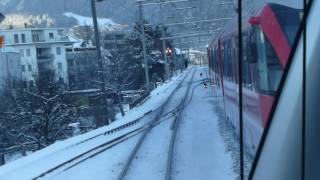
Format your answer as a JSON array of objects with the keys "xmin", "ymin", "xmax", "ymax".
[{"xmin": 166, "ymin": 47, "xmax": 173, "ymax": 57}]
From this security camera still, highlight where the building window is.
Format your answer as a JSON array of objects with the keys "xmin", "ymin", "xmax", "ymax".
[
  {"xmin": 28, "ymin": 65, "xmax": 32, "ymax": 72},
  {"xmin": 49, "ymin": 32, "xmax": 54, "ymax": 39},
  {"xmin": 22, "ymin": 81, "xmax": 27, "ymax": 88},
  {"xmin": 14, "ymin": 34, "xmax": 19, "ymax": 43},
  {"xmin": 56, "ymin": 47, "xmax": 61, "ymax": 55},
  {"xmin": 29, "ymin": 80, "xmax": 34, "ymax": 87},
  {"xmin": 19, "ymin": 49, "xmax": 24, "ymax": 57},
  {"xmin": 21, "ymin": 34, "xmax": 26, "ymax": 43},
  {"xmin": 21, "ymin": 65, "xmax": 25, "ymax": 72},
  {"xmin": 58, "ymin": 62, "xmax": 63, "ymax": 70},
  {"xmin": 32, "ymin": 34, "xmax": 40, "ymax": 42},
  {"xmin": 26, "ymin": 49, "xmax": 31, "ymax": 57}
]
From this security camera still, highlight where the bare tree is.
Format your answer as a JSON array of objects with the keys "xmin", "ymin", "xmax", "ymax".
[{"xmin": 0, "ymin": 71, "xmax": 77, "ymax": 149}]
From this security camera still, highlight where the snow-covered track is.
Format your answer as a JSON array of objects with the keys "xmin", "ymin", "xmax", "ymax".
[
  {"xmin": 117, "ymin": 67, "xmax": 197, "ymax": 180},
  {"xmin": 165, "ymin": 68, "xmax": 196, "ymax": 180}
]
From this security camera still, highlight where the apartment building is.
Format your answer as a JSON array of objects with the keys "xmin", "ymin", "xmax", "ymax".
[{"xmin": 0, "ymin": 28, "xmax": 71, "ymax": 87}]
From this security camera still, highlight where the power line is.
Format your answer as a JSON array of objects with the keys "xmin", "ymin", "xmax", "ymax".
[
  {"xmin": 164, "ymin": 17, "xmax": 232, "ymax": 26},
  {"xmin": 137, "ymin": 0, "xmax": 194, "ymax": 6},
  {"xmin": 161, "ymin": 31, "xmax": 218, "ymax": 40}
]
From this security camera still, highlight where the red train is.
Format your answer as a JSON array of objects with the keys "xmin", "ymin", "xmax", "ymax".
[{"xmin": 208, "ymin": 3, "xmax": 301, "ymax": 155}]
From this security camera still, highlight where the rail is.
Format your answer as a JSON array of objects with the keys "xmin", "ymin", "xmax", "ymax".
[
  {"xmin": 165, "ymin": 67, "xmax": 197, "ymax": 180},
  {"xmin": 117, "ymin": 67, "xmax": 196, "ymax": 180}
]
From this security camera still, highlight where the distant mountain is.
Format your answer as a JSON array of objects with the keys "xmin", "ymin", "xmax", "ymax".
[
  {"xmin": 0, "ymin": 0, "xmax": 227, "ymax": 29},
  {"xmin": 0, "ymin": 0, "xmax": 237, "ymax": 48},
  {"xmin": 0, "ymin": 0, "xmax": 138, "ymax": 28}
]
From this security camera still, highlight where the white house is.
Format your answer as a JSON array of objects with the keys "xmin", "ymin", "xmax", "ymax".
[{"xmin": 0, "ymin": 28, "xmax": 71, "ymax": 87}]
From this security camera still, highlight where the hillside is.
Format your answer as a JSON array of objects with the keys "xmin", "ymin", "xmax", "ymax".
[{"xmin": 0, "ymin": 0, "xmax": 137, "ymax": 28}]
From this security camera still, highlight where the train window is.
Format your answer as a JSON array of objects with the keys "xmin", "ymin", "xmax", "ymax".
[
  {"xmin": 229, "ymin": 40, "xmax": 234, "ymax": 81},
  {"xmin": 242, "ymin": 33, "xmax": 254, "ymax": 88},
  {"xmin": 226, "ymin": 40, "xmax": 233, "ymax": 80},
  {"xmin": 222, "ymin": 42, "xmax": 231, "ymax": 80},
  {"xmin": 214, "ymin": 48, "xmax": 219, "ymax": 75},
  {"xmin": 232, "ymin": 38, "xmax": 238, "ymax": 84},
  {"xmin": 221, "ymin": 43, "xmax": 226, "ymax": 77},
  {"xmin": 255, "ymin": 27, "xmax": 283, "ymax": 94}
]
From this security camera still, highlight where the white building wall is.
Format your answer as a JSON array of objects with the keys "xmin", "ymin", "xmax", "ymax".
[
  {"xmin": 51, "ymin": 44, "xmax": 69, "ymax": 83},
  {"xmin": 17, "ymin": 44, "xmax": 38, "ymax": 81},
  {"xmin": 0, "ymin": 30, "xmax": 32, "ymax": 44},
  {"xmin": 0, "ymin": 28, "xmax": 70, "ymax": 86}
]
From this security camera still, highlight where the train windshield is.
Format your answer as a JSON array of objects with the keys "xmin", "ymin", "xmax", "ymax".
[{"xmin": 271, "ymin": 4, "xmax": 301, "ymax": 45}]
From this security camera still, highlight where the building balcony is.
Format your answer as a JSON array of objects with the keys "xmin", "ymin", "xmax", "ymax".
[{"xmin": 37, "ymin": 54, "xmax": 54, "ymax": 63}]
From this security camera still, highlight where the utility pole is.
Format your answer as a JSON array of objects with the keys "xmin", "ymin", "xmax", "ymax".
[
  {"xmin": 90, "ymin": 0, "xmax": 109, "ymax": 125},
  {"xmin": 138, "ymin": 1, "xmax": 151, "ymax": 92}
]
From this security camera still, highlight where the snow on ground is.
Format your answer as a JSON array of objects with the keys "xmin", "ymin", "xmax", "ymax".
[
  {"xmin": 122, "ymin": 68, "xmax": 194, "ymax": 180},
  {"xmin": 0, "ymin": 68, "xmax": 191, "ymax": 180},
  {"xmin": 124, "ymin": 119, "xmax": 173, "ymax": 180},
  {"xmin": 44, "ymin": 134, "xmax": 143, "ymax": 180},
  {"xmin": 172, "ymin": 66, "xmax": 237, "ymax": 180}
]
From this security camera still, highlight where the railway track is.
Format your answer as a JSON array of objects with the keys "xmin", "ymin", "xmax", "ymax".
[
  {"xmin": 117, "ymin": 67, "xmax": 197, "ymax": 180},
  {"xmin": 165, "ymin": 67, "xmax": 196, "ymax": 180},
  {"xmin": 31, "ymin": 68, "xmax": 194, "ymax": 180}
]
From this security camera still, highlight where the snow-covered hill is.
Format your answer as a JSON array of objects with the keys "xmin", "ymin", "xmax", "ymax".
[{"xmin": 0, "ymin": 0, "xmax": 136, "ymax": 28}]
